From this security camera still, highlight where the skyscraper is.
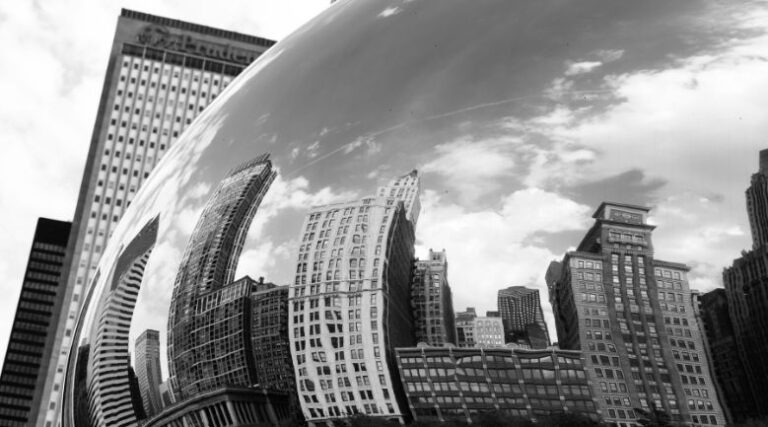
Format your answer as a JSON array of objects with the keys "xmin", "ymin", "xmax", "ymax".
[
  {"xmin": 250, "ymin": 279, "xmax": 296, "ymax": 395},
  {"xmin": 411, "ymin": 249, "xmax": 456, "ymax": 346},
  {"xmin": 722, "ymin": 148, "xmax": 768, "ymax": 419},
  {"xmin": 0, "ymin": 218, "xmax": 71, "ymax": 427},
  {"xmin": 455, "ymin": 307, "xmax": 477, "ymax": 348},
  {"xmin": 497, "ymin": 286, "xmax": 550, "ymax": 349},
  {"xmin": 167, "ymin": 155, "xmax": 276, "ymax": 399},
  {"xmin": 289, "ymin": 173, "xmax": 419, "ymax": 424},
  {"xmin": 38, "ymin": 10, "xmax": 274, "ymax": 425},
  {"xmin": 547, "ymin": 202, "xmax": 724, "ymax": 427},
  {"xmin": 695, "ymin": 289, "xmax": 753, "ymax": 423},
  {"xmin": 134, "ymin": 329, "xmax": 163, "ymax": 417},
  {"xmin": 376, "ymin": 169, "xmax": 421, "ymax": 226}
]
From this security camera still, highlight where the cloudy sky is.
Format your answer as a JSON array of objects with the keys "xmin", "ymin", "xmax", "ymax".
[{"xmin": 2, "ymin": 0, "xmax": 768, "ymax": 369}]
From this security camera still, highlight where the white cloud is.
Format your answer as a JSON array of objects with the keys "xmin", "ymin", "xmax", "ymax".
[
  {"xmin": 565, "ymin": 60, "xmax": 603, "ymax": 76},
  {"xmin": 421, "ymin": 138, "xmax": 520, "ymax": 202},
  {"xmin": 594, "ymin": 49, "xmax": 624, "ymax": 63},
  {"xmin": 379, "ymin": 7, "xmax": 402, "ymax": 18}
]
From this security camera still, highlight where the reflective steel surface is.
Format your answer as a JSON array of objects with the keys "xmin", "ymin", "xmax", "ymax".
[{"xmin": 61, "ymin": 0, "xmax": 762, "ymax": 424}]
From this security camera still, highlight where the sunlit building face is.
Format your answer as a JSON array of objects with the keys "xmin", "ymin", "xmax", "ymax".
[{"xmin": 59, "ymin": 0, "xmax": 746, "ymax": 426}]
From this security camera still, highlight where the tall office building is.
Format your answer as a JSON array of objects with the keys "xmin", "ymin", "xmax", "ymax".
[
  {"xmin": 0, "ymin": 219, "xmax": 71, "ymax": 427},
  {"xmin": 455, "ymin": 307, "xmax": 477, "ymax": 348},
  {"xmin": 38, "ymin": 10, "xmax": 274, "ymax": 426},
  {"xmin": 289, "ymin": 173, "xmax": 419, "ymax": 424},
  {"xmin": 411, "ymin": 249, "xmax": 456, "ymax": 346},
  {"xmin": 250, "ymin": 279, "xmax": 296, "ymax": 395},
  {"xmin": 168, "ymin": 155, "xmax": 276, "ymax": 399},
  {"xmin": 84, "ymin": 216, "xmax": 159, "ymax": 427},
  {"xmin": 497, "ymin": 286, "xmax": 550, "ymax": 349},
  {"xmin": 722, "ymin": 148, "xmax": 768, "ymax": 419},
  {"xmin": 547, "ymin": 202, "xmax": 724, "ymax": 427},
  {"xmin": 134, "ymin": 329, "xmax": 163, "ymax": 417},
  {"xmin": 696, "ymin": 289, "xmax": 753, "ymax": 423}
]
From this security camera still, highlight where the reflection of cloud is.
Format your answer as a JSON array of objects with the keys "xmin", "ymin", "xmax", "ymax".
[
  {"xmin": 416, "ymin": 189, "xmax": 591, "ymax": 340},
  {"xmin": 594, "ymin": 49, "xmax": 624, "ymax": 62},
  {"xmin": 565, "ymin": 60, "xmax": 603, "ymax": 76},
  {"xmin": 422, "ymin": 138, "xmax": 519, "ymax": 202},
  {"xmin": 236, "ymin": 239, "xmax": 295, "ymax": 281},
  {"xmin": 379, "ymin": 7, "xmax": 402, "ymax": 18}
]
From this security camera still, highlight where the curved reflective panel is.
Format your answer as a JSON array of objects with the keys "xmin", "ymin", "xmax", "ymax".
[{"xmin": 61, "ymin": 0, "xmax": 761, "ymax": 425}]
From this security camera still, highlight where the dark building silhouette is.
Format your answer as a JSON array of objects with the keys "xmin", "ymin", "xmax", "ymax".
[
  {"xmin": 547, "ymin": 202, "xmax": 724, "ymax": 426},
  {"xmin": 396, "ymin": 347, "xmax": 599, "ymax": 423},
  {"xmin": 0, "ymin": 218, "xmax": 71, "ymax": 427},
  {"xmin": 128, "ymin": 366, "xmax": 148, "ymax": 421},
  {"xmin": 497, "ymin": 286, "xmax": 550, "ymax": 349},
  {"xmin": 39, "ymin": 9, "xmax": 275, "ymax": 425},
  {"xmin": 722, "ymin": 148, "xmax": 768, "ymax": 419},
  {"xmin": 411, "ymin": 249, "xmax": 456, "ymax": 346},
  {"xmin": 696, "ymin": 289, "xmax": 753, "ymax": 423},
  {"xmin": 168, "ymin": 155, "xmax": 276, "ymax": 399}
]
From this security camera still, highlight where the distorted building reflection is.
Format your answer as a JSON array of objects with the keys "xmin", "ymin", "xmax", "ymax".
[
  {"xmin": 135, "ymin": 329, "xmax": 163, "ymax": 417},
  {"xmin": 167, "ymin": 154, "xmax": 276, "ymax": 399},
  {"xmin": 411, "ymin": 249, "xmax": 456, "ymax": 347},
  {"xmin": 289, "ymin": 171, "xmax": 420, "ymax": 423}
]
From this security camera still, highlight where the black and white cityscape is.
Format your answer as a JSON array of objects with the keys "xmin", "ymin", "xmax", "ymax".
[{"xmin": 1, "ymin": 1, "xmax": 768, "ymax": 427}]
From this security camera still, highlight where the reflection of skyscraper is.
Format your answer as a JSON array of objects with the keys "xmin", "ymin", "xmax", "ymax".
[
  {"xmin": 472, "ymin": 316, "xmax": 504, "ymax": 348},
  {"xmin": 547, "ymin": 202, "xmax": 724, "ymax": 426},
  {"xmin": 38, "ymin": 10, "xmax": 274, "ymax": 425},
  {"xmin": 86, "ymin": 216, "xmax": 159, "ymax": 427},
  {"xmin": 0, "ymin": 218, "xmax": 70, "ymax": 427},
  {"xmin": 411, "ymin": 249, "xmax": 456, "ymax": 346},
  {"xmin": 455, "ymin": 307, "xmax": 477, "ymax": 348},
  {"xmin": 289, "ymin": 173, "xmax": 419, "ymax": 424},
  {"xmin": 497, "ymin": 286, "xmax": 550, "ymax": 348},
  {"xmin": 376, "ymin": 169, "xmax": 421, "ymax": 226},
  {"xmin": 250, "ymin": 278, "xmax": 296, "ymax": 394},
  {"xmin": 722, "ymin": 149, "xmax": 768, "ymax": 420},
  {"xmin": 135, "ymin": 329, "xmax": 163, "ymax": 417},
  {"xmin": 167, "ymin": 155, "xmax": 276, "ymax": 399}
]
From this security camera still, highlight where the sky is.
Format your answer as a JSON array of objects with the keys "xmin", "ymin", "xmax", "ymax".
[{"xmin": 2, "ymin": 0, "xmax": 768, "ymax": 371}]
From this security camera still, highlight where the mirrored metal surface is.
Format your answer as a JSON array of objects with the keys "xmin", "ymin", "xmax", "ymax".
[{"xmin": 61, "ymin": 0, "xmax": 753, "ymax": 425}]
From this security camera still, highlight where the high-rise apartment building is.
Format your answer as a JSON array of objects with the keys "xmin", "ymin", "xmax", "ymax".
[
  {"xmin": 39, "ymin": 10, "xmax": 274, "ymax": 426},
  {"xmin": 134, "ymin": 329, "xmax": 163, "ymax": 417},
  {"xmin": 168, "ymin": 156, "xmax": 276, "ymax": 399},
  {"xmin": 455, "ymin": 307, "xmax": 477, "ymax": 348},
  {"xmin": 396, "ymin": 347, "xmax": 599, "ymax": 423},
  {"xmin": 722, "ymin": 148, "xmax": 768, "ymax": 419},
  {"xmin": 0, "ymin": 218, "xmax": 71, "ymax": 427},
  {"xmin": 376, "ymin": 170, "xmax": 421, "ymax": 226},
  {"xmin": 547, "ymin": 202, "xmax": 724, "ymax": 427},
  {"xmin": 472, "ymin": 317, "xmax": 505, "ymax": 348},
  {"xmin": 289, "ymin": 173, "xmax": 419, "ymax": 424},
  {"xmin": 411, "ymin": 249, "xmax": 456, "ymax": 346},
  {"xmin": 497, "ymin": 286, "xmax": 550, "ymax": 349}
]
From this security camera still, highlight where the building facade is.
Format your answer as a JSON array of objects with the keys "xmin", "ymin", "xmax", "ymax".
[
  {"xmin": 498, "ymin": 286, "xmax": 550, "ymax": 349},
  {"xmin": 135, "ymin": 329, "xmax": 163, "ymax": 417},
  {"xmin": 168, "ymin": 155, "xmax": 276, "ymax": 399},
  {"xmin": 289, "ymin": 173, "xmax": 419, "ymax": 424},
  {"xmin": 250, "ymin": 279, "xmax": 296, "ymax": 396},
  {"xmin": 455, "ymin": 307, "xmax": 477, "ymax": 348},
  {"xmin": 473, "ymin": 317, "xmax": 505, "ymax": 348},
  {"xmin": 412, "ymin": 249, "xmax": 456, "ymax": 346},
  {"xmin": 38, "ymin": 10, "xmax": 274, "ymax": 426},
  {"xmin": 143, "ymin": 387, "xmax": 291, "ymax": 427},
  {"xmin": 0, "ymin": 219, "xmax": 71, "ymax": 427},
  {"xmin": 547, "ymin": 202, "xmax": 724, "ymax": 427},
  {"xmin": 396, "ymin": 346, "xmax": 599, "ymax": 423},
  {"xmin": 695, "ymin": 289, "xmax": 753, "ymax": 423},
  {"xmin": 722, "ymin": 148, "xmax": 768, "ymax": 420}
]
